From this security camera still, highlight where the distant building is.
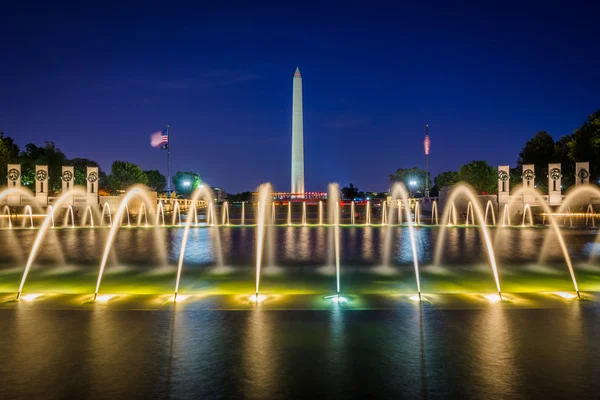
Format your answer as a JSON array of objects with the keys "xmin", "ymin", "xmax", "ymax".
[{"xmin": 212, "ymin": 187, "xmax": 227, "ymax": 203}]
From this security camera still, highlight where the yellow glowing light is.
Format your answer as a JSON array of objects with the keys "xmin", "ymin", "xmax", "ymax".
[
  {"xmin": 484, "ymin": 294, "xmax": 502, "ymax": 303},
  {"xmin": 21, "ymin": 293, "xmax": 43, "ymax": 301},
  {"xmin": 170, "ymin": 294, "xmax": 189, "ymax": 302},
  {"xmin": 250, "ymin": 294, "xmax": 267, "ymax": 303},
  {"xmin": 95, "ymin": 294, "xmax": 116, "ymax": 303},
  {"xmin": 409, "ymin": 295, "xmax": 423, "ymax": 302},
  {"xmin": 555, "ymin": 291, "xmax": 577, "ymax": 299}
]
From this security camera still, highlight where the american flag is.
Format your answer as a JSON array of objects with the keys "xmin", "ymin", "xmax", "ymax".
[
  {"xmin": 150, "ymin": 129, "xmax": 168, "ymax": 149},
  {"xmin": 424, "ymin": 134, "xmax": 431, "ymax": 155}
]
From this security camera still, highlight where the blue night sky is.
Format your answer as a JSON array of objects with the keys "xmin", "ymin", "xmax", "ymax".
[{"xmin": 1, "ymin": 3, "xmax": 599, "ymax": 193}]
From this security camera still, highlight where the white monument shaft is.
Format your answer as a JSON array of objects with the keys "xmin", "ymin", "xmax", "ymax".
[{"xmin": 291, "ymin": 67, "xmax": 305, "ymax": 194}]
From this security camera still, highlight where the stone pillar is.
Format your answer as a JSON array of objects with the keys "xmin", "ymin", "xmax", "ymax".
[
  {"xmin": 61, "ymin": 166, "xmax": 74, "ymax": 192},
  {"xmin": 575, "ymin": 162, "xmax": 590, "ymax": 186},
  {"xmin": 6, "ymin": 164, "xmax": 22, "ymax": 205},
  {"xmin": 522, "ymin": 164, "xmax": 535, "ymax": 204},
  {"xmin": 548, "ymin": 163, "xmax": 562, "ymax": 206},
  {"xmin": 86, "ymin": 166, "xmax": 99, "ymax": 205},
  {"xmin": 497, "ymin": 165, "xmax": 510, "ymax": 207},
  {"xmin": 35, "ymin": 165, "xmax": 49, "ymax": 206}
]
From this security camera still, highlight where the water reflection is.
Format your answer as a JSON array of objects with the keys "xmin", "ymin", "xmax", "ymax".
[{"xmin": 243, "ymin": 310, "xmax": 280, "ymax": 398}]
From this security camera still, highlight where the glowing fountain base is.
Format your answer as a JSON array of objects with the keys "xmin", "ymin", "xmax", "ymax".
[
  {"xmin": 170, "ymin": 294, "xmax": 190, "ymax": 303},
  {"xmin": 249, "ymin": 294, "xmax": 267, "ymax": 304},
  {"xmin": 325, "ymin": 294, "xmax": 348, "ymax": 303},
  {"xmin": 555, "ymin": 291, "xmax": 577, "ymax": 299},
  {"xmin": 483, "ymin": 293, "xmax": 505, "ymax": 304},
  {"xmin": 94, "ymin": 294, "xmax": 116, "ymax": 303},
  {"xmin": 20, "ymin": 293, "xmax": 44, "ymax": 302}
]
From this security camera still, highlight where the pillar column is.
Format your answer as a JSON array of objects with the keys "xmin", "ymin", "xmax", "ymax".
[
  {"xmin": 548, "ymin": 163, "xmax": 562, "ymax": 206},
  {"xmin": 575, "ymin": 162, "xmax": 590, "ymax": 186},
  {"xmin": 35, "ymin": 165, "xmax": 49, "ymax": 206},
  {"xmin": 6, "ymin": 164, "xmax": 21, "ymax": 205},
  {"xmin": 497, "ymin": 165, "xmax": 510, "ymax": 208},
  {"xmin": 62, "ymin": 166, "xmax": 74, "ymax": 193},
  {"xmin": 86, "ymin": 166, "xmax": 99, "ymax": 205}
]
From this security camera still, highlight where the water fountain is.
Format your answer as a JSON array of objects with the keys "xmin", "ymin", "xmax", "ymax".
[
  {"xmin": 328, "ymin": 183, "xmax": 342, "ymax": 298},
  {"xmin": 3, "ymin": 205, "xmax": 12, "ymax": 229},
  {"xmin": 82, "ymin": 205, "xmax": 95, "ymax": 227},
  {"xmin": 484, "ymin": 200, "xmax": 496, "ymax": 226},
  {"xmin": 502, "ymin": 204, "xmax": 511, "ymax": 227},
  {"xmin": 433, "ymin": 184, "xmax": 502, "ymax": 300},
  {"xmin": 586, "ymin": 204, "xmax": 595, "ymax": 227},
  {"xmin": 1, "ymin": 180, "xmax": 593, "ymax": 305},
  {"xmin": 23, "ymin": 205, "xmax": 34, "ymax": 228},
  {"xmin": 241, "ymin": 202, "xmax": 245, "ymax": 225},
  {"xmin": 156, "ymin": 201, "xmax": 165, "ymax": 226},
  {"xmin": 465, "ymin": 202, "xmax": 475, "ymax": 226},
  {"xmin": 174, "ymin": 184, "xmax": 221, "ymax": 301},
  {"xmin": 302, "ymin": 202, "xmax": 307, "ymax": 226},
  {"xmin": 17, "ymin": 188, "xmax": 87, "ymax": 299},
  {"xmin": 137, "ymin": 202, "xmax": 148, "ymax": 226},
  {"xmin": 414, "ymin": 201, "xmax": 421, "ymax": 225},
  {"xmin": 223, "ymin": 201, "xmax": 230, "ymax": 225},
  {"xmin": 319, "ymin": 201, "xmax": 323, "ymax": 225},
  {"xmin": 65, "ymin": 205, "xmax": 76, "ymax": 228},
  {"xmin": 446, "ymin": 202, "xmax": 457, "ymax": 226},
  {"xmin": 431, "ymin": 201, "xmax": 438, "ymax": 225},
  {"xmin": 522, "ymin": 204, "xmax": 533, "ymax": 227},
  {"xmin": 172, "ymin": 201, "xmax": 182, "ymax": 226},
  {"xmin": 101, "ymin": 203, "xmax": 112, "ymax": 227},
  {"xmin": 382, "ymin": 182, "xmax": 422, "ymax": 299},
  {"xmin": 397, "ymin": 200, "xmax": 403, "ymax": 224},
  {"xmin": 507, "ymin": 186, "xmax": 580, "ymax": 298},
  {"xmin": 538, "ymin": 185, "xmax": 600, "ymax": 267},
  {"xmin": 93, "ymin": 186, "xmax": 162, "ymax": 300},
  {"xmin": 252, "ymin": 183, "xmax": 272, "ymax": 302}
]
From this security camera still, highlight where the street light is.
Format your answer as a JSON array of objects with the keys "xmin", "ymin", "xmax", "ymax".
[
  {"xmin": 409, "ymin": 180, "xmax": 417, "ymax": 187},
  {"xmin": 183, "ymin": 181, "xmax": 191, "ymax": 187}
]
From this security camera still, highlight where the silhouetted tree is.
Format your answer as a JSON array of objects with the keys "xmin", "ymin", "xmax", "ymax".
[
  {"xmin": 0, "ymin": 132, "xmax": 20, "ymax": 187},
  {"xmin": 341, "ymin": 183, "xmax": 360, "ymax": 200},
  {"xmin": 107, "ymin": 161, "xmax": 148, "ymax": 193},
  {"xmin": 458, "ymin": 160, "xmax": 497, "ymax": 194},
  {"xmin": 434, "ymin": 171, "xmax": 458, "ymax": 189},
  {"xmin": 144, "ymin": 169, "xmax": 167, "ymax": 192}
]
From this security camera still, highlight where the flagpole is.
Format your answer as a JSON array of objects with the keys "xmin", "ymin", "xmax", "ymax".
[
  {"xmin": 425, "ymin": 124, "xmax": 429, "ymax": 198},
  {"xmin": 167, "ymin": 125, "xmax": 171, "ymax": 197}
]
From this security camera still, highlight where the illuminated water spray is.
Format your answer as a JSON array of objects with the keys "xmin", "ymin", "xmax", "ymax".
[
  {"xmin": 174, "ymin": 185, "xmax": 218, "ymax": 301},
  {"xmin": 433, "ymin": 184, "xmax": 502, "ymax": 300},
  {"xmin": 431, "ymin": 200, "xmax": 439, "ymax": 225},
  {"xmin": 319, "ymin": 201, "xmax": 323, "ymax": 225},
  {"xmin": 93, "ymin": 186, "xmax": 157, "ymax": 300},
  {"xmin": 522, "ymin": 204, "xmax": 533, "ymax": 227},
  {"xmin": 17, "ymin": 188, "xmax": 87, "ymax": 299},
  {"xmin": 23, "ymin": 205, "xmax": 34, "ymax": 228},
  {"xmin": 101, "ymin": 203, "xmax": 112, "ymax": 227},
  {"xmin": 328, "ymin": 183, "xmax": 342, "ymax": 297},
  {"xmin": 382, "ymin": 183, "xmax": 422, "ymax": 299},
  {"xmin": 484, "ymin": 200, "xmax": 496, "ymax": 226},
  {"xmin": 302, "ymin": 202, "xmax": 307, "ymax": 226},
  {"xmin": 252, "ymin": 183, "xmax": 273, "ymax": 302}
]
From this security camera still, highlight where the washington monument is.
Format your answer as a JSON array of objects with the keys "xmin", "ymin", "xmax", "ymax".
[{"xmin": 291, "ymin": 67, "xmax": 305, "ymax": 193}]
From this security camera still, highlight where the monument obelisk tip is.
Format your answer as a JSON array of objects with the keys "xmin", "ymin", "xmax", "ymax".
[{"xmin": 294, "ymin": 67, "xmax": 301, "ymax": 77}]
